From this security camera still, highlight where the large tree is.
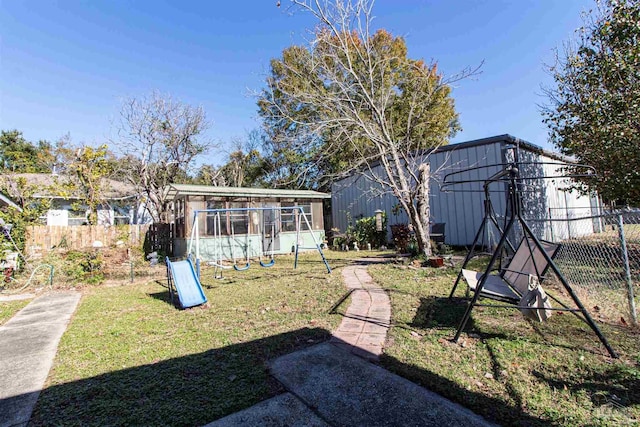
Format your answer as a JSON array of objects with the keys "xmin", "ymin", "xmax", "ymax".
[
  {"xmin": 115, "ymin": 92, "xmax": 212, "ymax": 222},
  {"xmin": 192, "ymin": 130, "xmax": 270, "ymax": 187},
  {"xmin": 64, "ymin": 145, "xmax": 118, "ymax": 225},
  {"xmin": 259, "ymin": 0, "xmax": 473, "ymax": 255},
  {"xmin": 0, "ymin": 130, "xmax": 54, "ymax": 173},
  {"xmin": 542, "ymin": 0, "xmax": 640, "ymax": 205}
]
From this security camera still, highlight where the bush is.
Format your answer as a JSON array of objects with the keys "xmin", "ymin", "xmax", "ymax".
[
  {"xmin": 351, "ymin": 214, "xmax": 387, "ymax": 248},
  {"xmin": 0, "ymin": 208, "xmax": 27, "ymax": 255},
  {"xmin": 63, "ymin": 250, "xmax": 104, "ymax": 284}
]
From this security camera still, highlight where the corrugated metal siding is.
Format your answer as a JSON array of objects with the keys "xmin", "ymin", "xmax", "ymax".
[
  {"xmin": 331, "ymin": 137, "xmax": 601, "ymax": 247},
  {"xmin": 516, "ymin": 149, "xmax": 595, "ymax": 241},
  {"xmin": 331, "ymin": 141, "xmax": 507, "ymax": 246},
  {"xmin": 331, "ymin": 173, "xmax": 394, "ymax": 234},
  {"xmin": 429, "ymin": 142, "xmax": 505, "ymax": 246}
]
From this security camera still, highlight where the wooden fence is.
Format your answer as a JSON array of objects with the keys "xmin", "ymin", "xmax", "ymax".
[{"xmin": 26, "ymin": 225, "xmax": 152, "ymax": 257}]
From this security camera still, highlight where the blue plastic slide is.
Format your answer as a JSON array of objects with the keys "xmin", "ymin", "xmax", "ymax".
[{"xmin": 166, "ymin": 257, "xmax": 207, "ymax": 308}]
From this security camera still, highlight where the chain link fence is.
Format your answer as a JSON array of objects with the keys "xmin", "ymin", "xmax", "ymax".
[{"xmin": 507, "ymin": 210, "xmax": 640, "ymax": 326}]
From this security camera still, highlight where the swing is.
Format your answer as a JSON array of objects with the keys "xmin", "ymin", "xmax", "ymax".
[
  {"xmin": 443, "ymin": 162, "xmax": 618, "ymax": 358},
  {"xmin": 189, "ymin": 206, "xmax": 332, "ymax": 274},
  {"xmin": 232, "ymin": 214, "xmax": 250, "ymax": 271},
  {"xmin": 207, "ymin": 212, "xmax": 230, "ymax": 279},
  {"xmin": 259, "ymin": 220, "xmax": 276, "ymax": 268}
]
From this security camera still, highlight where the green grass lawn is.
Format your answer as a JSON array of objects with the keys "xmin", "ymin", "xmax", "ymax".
[
  {"xmin": 29, "ymin": 252, "xmax": 352, "ymax": 426},
  {"xmin": 369, "ymin": 260, "xmax": 640, "ymax": 427},
  {"xmin": 20, "ymin": 249, "xmax": 640, "ymax": 426},
  {"xmin": 0, "ymin": 299, "xmax": 31, "ymax": 325}
]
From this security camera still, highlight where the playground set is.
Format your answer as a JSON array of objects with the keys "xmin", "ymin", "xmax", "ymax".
[{"xmin": 165, "ymin": 206, "xmax": 332, "ymax": 309}]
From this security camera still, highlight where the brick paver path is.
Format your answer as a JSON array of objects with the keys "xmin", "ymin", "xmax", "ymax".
[{"xmin": 330, "ymin": 259, "xmax": 391, "ymax": 361}]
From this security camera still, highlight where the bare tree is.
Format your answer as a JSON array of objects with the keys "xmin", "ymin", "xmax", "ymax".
[
  {"xmin": 115, "ymin": 91, "xmax": 212, "ymax": 222},
  {"xmin": 259, "ymin": 0, "xmax": 478, "ymax": 255}
]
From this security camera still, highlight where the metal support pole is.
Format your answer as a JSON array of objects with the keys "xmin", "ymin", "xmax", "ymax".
[
  {"xmin": 449, "ymin": 194, "xmax": 515, "ymax": 299},
  {"xmin": 294, "ymin": 209, "xmax": 301, "ymax": 269},
  {"xmin": 617, "ymin": 215, "xmax": 638, "ymax": 326},
  {"xmin": 130, "ymin": 256, "xmax": 134, "ymax": 283},
  {"xmin": 453, "ymin": 212, "xmax": 519, "ymax": 342},
  {"xmin": 298, "ymin": 208, "xmax": 331, "ymax": 274},
  {"xmin": 449, "ymin": 209, "xmax": 490, "ymax": 298}
]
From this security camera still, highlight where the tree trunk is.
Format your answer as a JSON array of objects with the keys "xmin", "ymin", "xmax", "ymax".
[{"xmin": 414, "ymin": 163, "xmax": 432, "ymax": 257}]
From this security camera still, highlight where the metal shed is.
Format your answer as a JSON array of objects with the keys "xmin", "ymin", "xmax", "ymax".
[{"xmin": 330, "ymin": 134, "xmax": 600, "ymax": 247}]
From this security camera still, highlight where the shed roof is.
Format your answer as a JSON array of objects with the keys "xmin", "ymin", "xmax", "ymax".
[
  {"xmin": 434, "ymin": 134, "xmax": 570, "ymax": 162},
  {"xmin": 164, "ymin": 184, "xmax": 330, "ymax": 201}
]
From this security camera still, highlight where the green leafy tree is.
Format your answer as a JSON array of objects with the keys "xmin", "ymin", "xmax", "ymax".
[
  {"xmin": 218, "ymin": 148, "xmax": 265, "ymax": 187},
  {"xmin": 0, "ymin": 130, "xmax": 54, "ymax": 173},
  {"xmin": 542, "ymin": 0, "xmax": 640, "ymax": 205},
  {"xmin": 192, "ymin": 164, "xmax": 225, "ymax": 186},
  {"xmin": 193, "ymin": 130, "xmax": 270, "ymax": 188},
  {"xmin": 64, "ymin": 145, "xmax": 118, "ymax": 225},
  {"xmin": 0, "ymin": 176, "xmax": 51, "ymax": 223},
  {"xmin": 258, "ymin": 0, "xmax": 475, "ymax": 255}
]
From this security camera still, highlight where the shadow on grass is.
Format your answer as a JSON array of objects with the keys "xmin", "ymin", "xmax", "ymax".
[
  {"xmin": 23, "ymin": 327, "xmax": 544, "ymax": 427},
  {"xmin": 393, "ymin": 294, "xmax": 639, "ymax": 426},
  {"xmin": 148, "ymin": 290, "xmax": 174, "ymax": 307},
  {"xmin": 378, "ymin": 352, "xmax": 550, "ymax": 427},
  {"xmin": 411, "ymin": 295, "xmax": 470, "ymax": 329},
  {"xmin": 532, "ymin": 367, "xmax": 640, "ymax": 409},
  {"xmin": 26, "ymin": 328, "xmax": 333, "ymax": 426}
]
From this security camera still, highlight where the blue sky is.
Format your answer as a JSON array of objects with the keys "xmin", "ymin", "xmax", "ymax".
[{"xmin": 1, "ymin": 0, "xmax": 593, "ymax": 164}]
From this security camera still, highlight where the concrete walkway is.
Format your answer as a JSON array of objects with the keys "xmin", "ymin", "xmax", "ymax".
[
  {"xmin": 0, "ymin": 291, "xmax": 80, "ymax": 427},
  {"xmin": 209, "ymin": 258, "xmax": 496, "ymax": 427}
]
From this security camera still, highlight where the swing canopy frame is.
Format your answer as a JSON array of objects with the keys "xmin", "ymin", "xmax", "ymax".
[{"xmin": 444, "ymin": 162, "xmax": 618, "ymax": 358}]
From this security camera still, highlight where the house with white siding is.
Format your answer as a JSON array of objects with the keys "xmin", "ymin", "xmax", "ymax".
[{"xmin": 1, "ymin": 173, "xmax": 150, "ymax": 226}]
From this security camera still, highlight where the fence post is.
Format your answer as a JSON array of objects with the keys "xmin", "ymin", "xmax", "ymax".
[{"xmin": 617, "ymin": 214, "xmax": 638, "ymax": 326}]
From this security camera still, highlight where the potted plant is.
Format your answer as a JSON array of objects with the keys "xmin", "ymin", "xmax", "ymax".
[{"xmin": 428, "ymin": 256, "xmax": 444, "ymax": 268}]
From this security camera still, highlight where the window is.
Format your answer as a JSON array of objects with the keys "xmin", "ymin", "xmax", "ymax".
[
  {"xmin": 174, "ymin": 199, "xmax": 185, "ymax": 238},
  {"xmin": 206, "ymin": 200, "xmax": 225, "ymax": 236},
  {"xmin": 281, "ymin": 202, "xmax": 312, "ymax": 232},
  {"xmin": 68, "ymin": 206, "xmax": 87, "ymax": 226},
  {"xmin": 281, "ymin": 202, "xmax": 296, "ymax": 232},
  {"xmin": 229, "ymin": 202, "xmax": 248, "ymax": 235}
]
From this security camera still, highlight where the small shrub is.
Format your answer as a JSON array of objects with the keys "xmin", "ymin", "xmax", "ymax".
[
  {"xmin": 0, "ymin": 208, "xmax": 27, "ymax": 254},
  {"xmin": 351, "ymin": 214, "xmax": 387, "ymax": 248},
  {"xmin": 391, "ymin": 224, "xmax": 412, "ymax": 252},
  {"xmin": 431, "ymin": 241, "xmax": 453, "ymax": 255},
  {"xmin": 64, "ymin": 250, "xmax": 104, "ymax": 284}
]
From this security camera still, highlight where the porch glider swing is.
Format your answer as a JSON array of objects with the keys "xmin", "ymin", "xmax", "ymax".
[{"xmin": 444, "ymin": 162, "xmax": 618, "ymax": 358}]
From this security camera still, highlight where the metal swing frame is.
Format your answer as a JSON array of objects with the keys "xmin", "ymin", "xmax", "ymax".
[
  {"xmin": 188, "ymin": 206, "xmax": 332, "ymax": 274},
  {"xmin": 231, "ymin": 213, "xmax": 251, "ymax": 271},
  {"xmin": 259, "ymin": 217, "xmax": 276, "ymax": 268},
  {"xmin": 444, "ymin": 163, "xmax": 618, "ymax": 358}
]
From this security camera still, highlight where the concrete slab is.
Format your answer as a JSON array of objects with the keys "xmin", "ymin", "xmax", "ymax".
[
  {"xmin": 204, "ymin": 393, "xmax": 329, "ymax": 427},
  {"xmin": 269, "ymin": 343, "xmax": 496, "ymax": 427},
  {"xmin": 0, "ymin": 291, "xmax": 80, "ymax": 427}
]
